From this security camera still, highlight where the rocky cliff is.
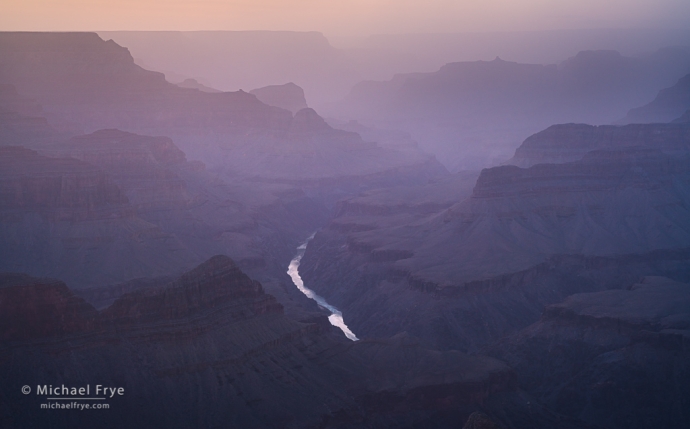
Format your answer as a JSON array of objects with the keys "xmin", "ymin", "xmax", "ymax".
[
  {"xmin": 0, "ymin": 273, "xmax": 98, "ymax": 341},
  {"xmin": 489, "ymin": 276, "xmax": 690, "ymax": 429},
  {"xmin": 44, "ymin": 129, "xmax": 191, "ymax": 213},
  {"xmin": 0, "ymin": 257, "xmax": 536, "ymax": 429},
  {"xmin": 0, "ymin": 146, "xmax": 197, "ymax": 288},
  {"xmin": 323, "ymin": 49, "xmax": 690, "ymax": 170},
  {"xmin": 299, "ymin": 123, "xmax": 690, "ymax": 351},
  {"xmin": 315, "ymin": 148, "xmax": 690, "ymax": 290},
  {"xmin": 0, "ymin": 32, "xmax": 442, "ymax": 183},
  {"xmin": 509, "ymin": 122, "xmax": 690, "ymax": 167}
]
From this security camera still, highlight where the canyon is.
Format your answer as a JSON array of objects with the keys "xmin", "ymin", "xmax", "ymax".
[
  {"xmin": 1, "ymin": 31, "xmax": 690, "ymax": 429},
  {"xmin": 1, "ymin": 257, "xmax": 541, "ymax": 429},
  {"xmin": 321, "ymin": 48, "xmax": 690, "ymax": 170}
]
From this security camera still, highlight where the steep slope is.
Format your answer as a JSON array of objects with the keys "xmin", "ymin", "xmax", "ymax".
[
  {"xmin": 0, "ymin": 32, "xmax": 441, "ymax": 183},
  {"xmin": 489, "ymin": 276, "xmax": 690, "ymax": 429},
  {"xmin": 99, "ymin": 30, "xmax": 359, "ymax": 106},
  {"xmin": 0, "ymin": 257, "xmax": 528, "ymax": 429},
  {"xmin": 44, "ymin": 129, "xmax": 192, "ymax": 213},
  {"xmin": 323, "ymin": 49, "xmax": 690, "ymax": 170},
  {"xmin": 100, "ymin": 29, "xmax": 690, "ymax": 107},
  {"xmin": 299, "ymin": 123, "xmax": 690, "ymax": 350},
  {"xmin": 622, "ymin": 73, "xmax": 690, "ymax": 124},
  {"xmin": 508, "ymin": 122, "xmax": 690, "ymax": 167},
  {"xmin": 0, "ymin": 146, "xmax": 197, "ymax": 288},
  {"xmin": 33, "ymin": 129, "xmax": 328, "ymax": 316},
  {"xmin": 0, "ymin": 30, "xmax": 447, "ymax": 314},
  {"xmin": 316, "ymin": 149, "xmax": 690, "ymax": 289}
]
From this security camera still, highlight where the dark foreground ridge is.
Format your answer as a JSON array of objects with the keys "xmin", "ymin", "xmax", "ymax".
[
  {"xmin": 1, "ymin": 256, "xmax": 580, "ymax": 429},
  {"xmin": 490, "ymin": 276, "xmax": 690, "ymax": 429}
]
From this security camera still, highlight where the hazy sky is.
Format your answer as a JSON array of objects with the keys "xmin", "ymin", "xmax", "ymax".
[{"xmin": 3, "ymin": 0, "xmax": 690, "ymax": 39}]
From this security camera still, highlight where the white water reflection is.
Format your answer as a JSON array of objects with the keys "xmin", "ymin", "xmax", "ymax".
[{"xmin": 287, "ymin": 234, "xmax": 359, "ymax": 341}]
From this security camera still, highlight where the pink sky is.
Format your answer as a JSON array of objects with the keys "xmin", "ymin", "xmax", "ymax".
[{"xmin": 2, "ymin": 0, "xmax": 689, "ymax": 38}]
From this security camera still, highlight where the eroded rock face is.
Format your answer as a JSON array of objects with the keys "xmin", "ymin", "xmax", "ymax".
[
  {"xmin": 310, "ymin": 148, "xmax": 690, "ymax": 293},
  {"xmin": 101, "ymin": 255, "xmax": 283, "ymax": 325},
  {"xmin": 0, "ymin": 34, "xmax": 447, "ymax": 302},
  {"xmin": 323, "ymin": 49, "xmax": 690, "ymax": 170},
  {"xmin": 0, "ymin": 146, "xmax": 197, "ymax": 288},
  {"xmin": 0, "ymin": 273, "xmax": 98, "ymax": 341},
  {"xmin": 0, "ymin": 32, "xmax": 442, "ymax": 183},
  {"xmin": 0, "ymin": 146, "xmax": 130, "ymax": 220},
  {"xmin": 299, "ymin": 126, "xmax": 690, "ymax": 352},
  {"xmin": 489, "ymin": 276, "xmax": 690, "ymax": 429},
  {"xmin": 44, "ymin": 129, "xmax": 192, "ymax": 213},
  {"xmin": 509, "ymin": 122, "xmax": 690, "ymax": 167},
  {"xmin": 0, "ymin": 257, "xmax": 524, "ymax": 429}
]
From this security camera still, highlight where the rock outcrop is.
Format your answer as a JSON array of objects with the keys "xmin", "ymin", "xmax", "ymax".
[
  {"xmin": 0, "ymin": 32, "xmax": 442, "ymax": 183},
  {"xmin": 299, "ymin": 123, "xmax": 690, "ymax": 351},
  {"xmin": 0, "ymin": 273, "xmax": 98, "ymax": 341},
  {"xmin": 311, "ymin": 148, "xmax": 690, "ymax": 291},
  {"xmin": 490, "ymin": 276, "xmax": 690, "ymax": 429},
  {"xmin": 0, "ymin": 146, "xmax": 197, "ymax": 288},
  {"xmin": 44, "ymin": 129, "xmax": 191, "ymax": 213},
  {"xmin": 0, "ymin": 257, "xmax": 528, "ymax": 429},
  {"xmin": 509, "ymin": 122, "xmax": 690, "ymax": 167},
  {"xmin": 0, "ymin": 33, "xmax": 448, "ymax": 307},
  {"xmin": 323, "ymin": 49, "xmax": 690, "ymax": 170}
]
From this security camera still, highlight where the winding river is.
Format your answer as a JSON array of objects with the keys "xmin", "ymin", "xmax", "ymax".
[{"xmin": 287, "ymin": 234, "xmax": 359, "ymax": 341}]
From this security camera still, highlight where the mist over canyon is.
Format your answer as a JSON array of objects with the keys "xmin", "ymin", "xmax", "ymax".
[{"xmin": 1, "ymin": 28, "xmax": 690, "ymax": 429}]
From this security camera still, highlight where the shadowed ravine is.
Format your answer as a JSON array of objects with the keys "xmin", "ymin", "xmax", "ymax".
[{"xmin": 287, "ymin": 234, "xmax": 359, "ymax": 341}]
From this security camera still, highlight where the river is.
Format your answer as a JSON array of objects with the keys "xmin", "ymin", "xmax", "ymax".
[{"xmin": 287, "ymin": 234, "xmax": 359, "ymax": 341}]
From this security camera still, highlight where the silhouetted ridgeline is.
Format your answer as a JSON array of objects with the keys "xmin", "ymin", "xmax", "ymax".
[
  {"xmin": 0, "ymin": 257, "xmax": 543, "ymax": 429},
  {"xmin": 323, "ymin": 48, "xmax": 690, "ymax": 170}
]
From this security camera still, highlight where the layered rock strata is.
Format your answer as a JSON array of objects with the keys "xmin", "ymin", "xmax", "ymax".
[
  {"xmin": 0, "ymin": 257, "xmax": 527, "ymax": 429},
  {"xmin": 490, "ymin": 276, "xmax": 690, "ymax": 429},
  {"xmin": 0, "ymin": 146, "xmax": 196, "ymax": 287}
]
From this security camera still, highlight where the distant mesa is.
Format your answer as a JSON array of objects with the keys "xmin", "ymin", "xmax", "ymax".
[
  {"xmin": 0, "ymin": 32, "xmax": 439, "ymax": 182},
  {"xmin": 324, "ymin": 47, "xmax": 690, "ymax": 170},
  {"xmin": 250, "ymin": 82, "xmax": 308, "ymax": 114},
  {"xmin": 55, "ymin": 128, "xmax": 189, "ymax": 166},
  {"xmin": 509, "ymin": 122, "xmax": 690, "ymax": 167}
]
